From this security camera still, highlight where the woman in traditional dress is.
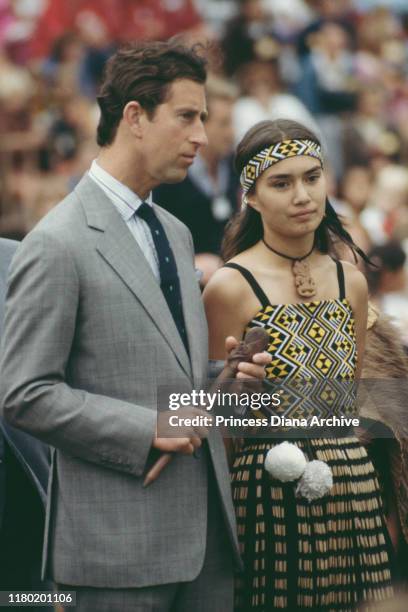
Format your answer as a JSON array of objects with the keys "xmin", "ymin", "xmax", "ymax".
[{"xmin": 203, "ymin": 119, "xmax": 395, "ymax": 610}]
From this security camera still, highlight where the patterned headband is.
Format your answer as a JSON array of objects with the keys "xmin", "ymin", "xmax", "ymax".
[{"xmin": 240, "ymin": 139, "xmax": 324, "ymax": 199}]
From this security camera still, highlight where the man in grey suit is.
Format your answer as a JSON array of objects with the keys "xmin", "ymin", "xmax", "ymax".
[{"xmin": 0, "ymin": 42, "xmax": 269, "ymax": 611}]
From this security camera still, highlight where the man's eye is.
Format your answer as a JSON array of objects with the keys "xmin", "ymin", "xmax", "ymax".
[
  {"xmin": 307, "ymin": 174, "xmax": 320, "ymax": 183},
  {"xmin": 273, "ymin": 182, "xmax": 288, "ymax": 189}
]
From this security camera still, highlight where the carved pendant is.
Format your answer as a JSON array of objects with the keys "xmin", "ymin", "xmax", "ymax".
[{"xmin": 292, "ymin": 259, "xmax": 317, "ymax": 299}]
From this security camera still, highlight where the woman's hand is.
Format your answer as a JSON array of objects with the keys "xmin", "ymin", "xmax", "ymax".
[{"xmin": 225, "ymin": 335, "xmax": 271, "ymax": 380}]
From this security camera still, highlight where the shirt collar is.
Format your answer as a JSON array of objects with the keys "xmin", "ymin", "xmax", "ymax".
[{"xmin": 89, "ymin": 159, "xmax": 152, "ymax": 222}]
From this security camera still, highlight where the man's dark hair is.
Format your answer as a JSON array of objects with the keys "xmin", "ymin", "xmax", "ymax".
[{"xmin": 96, "ymin": 40, "xmax": 208, "ymax": 147}]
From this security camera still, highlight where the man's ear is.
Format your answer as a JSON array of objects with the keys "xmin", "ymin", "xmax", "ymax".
[{"xmin": 123, "ymin": 101, "xmax": 145, "ymax": 138}]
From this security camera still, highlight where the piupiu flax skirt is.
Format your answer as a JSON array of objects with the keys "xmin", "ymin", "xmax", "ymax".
[{"xmin": 231, "ymin": 437, "xmax": 394, "ymax": 611}]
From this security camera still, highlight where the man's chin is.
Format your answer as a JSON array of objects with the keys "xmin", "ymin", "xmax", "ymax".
[{"xmin": 161, "ymin": 169, "xmax": 189, "ymax": 184}]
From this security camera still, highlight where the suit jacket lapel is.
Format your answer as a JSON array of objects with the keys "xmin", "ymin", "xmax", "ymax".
[{"xmin": 75, "ymin": 176, "xmax": 192, "ymax": 380}]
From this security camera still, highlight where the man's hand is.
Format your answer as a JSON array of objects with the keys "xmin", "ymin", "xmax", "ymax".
[
  {"xmin": 152, "ymin": 407, "xmax": 211, "ymax": 455},
  {"xmin": 153, "ymin": 435, "xmax": 200, "ymax": 455},
  {"xmin": 225, "ymin": 336, "xmax": 271, "ymax": 380}
]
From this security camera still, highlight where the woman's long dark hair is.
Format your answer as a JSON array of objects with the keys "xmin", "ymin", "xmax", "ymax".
[{"xmin": 222, "ymin": 119, "xmax": 370, "ymax": 264}]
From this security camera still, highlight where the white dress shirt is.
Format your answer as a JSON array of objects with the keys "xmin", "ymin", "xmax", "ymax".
[{"xmin": 88, "ymin": 159, "xmax": 160, "ymax": 280}]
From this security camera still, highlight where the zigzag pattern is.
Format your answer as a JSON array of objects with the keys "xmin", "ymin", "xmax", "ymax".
[
  {"xmin": 248, "ymin": 298, "xmax": 357, "ymax": 420},
  {"xmin": 240, "ymin": 139, "xmax": 323, "ymax": 195}
]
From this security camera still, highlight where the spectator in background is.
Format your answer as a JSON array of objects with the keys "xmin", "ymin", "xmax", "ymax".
[
  {"xmin": 154, "ymin": 77, "xmax": 239, "ymax": 286},
  {"xmin": 0, "ymin": 11, "xmax": 101, "ymax": 238},
  {"xmin": 0, "ymin": 0, "xmax": 44, "ymax": 63},
  {"xmin": 338, "ymin": 165, "xmax": 372, "ymax": 257},
  {"xmin": 0, "ymin": 46, "xmax": 45, "ymax": 239},
  {"xmin": 30, "ymin": 0, "xmax": 123, "ymax": 60},
  {"xmin": 295, "ymin": 0, "xmax": 357, "ymax": 56},
  {"xmin": 194, "ymin": 0, "xmax": 238, "ymax": 38},
  {"xmin": 341, "ymin": 165, "xmax": 373, "ymax": 218},
  {"xmin": 233, "ymin": 59, "xmax": 319, "ymax": 145},
  {"xmin": 361, "ymin": 164, "xmax": 408, "ymax": 245},
  {"xmin": 30, "ymin": 0, "xmax": 204, "ymax": 62},
  {"xmin": 221, "ymin": 0, "xmax": 277, "ymax": 77},
  {"xmin": 298, "ymin": 20, "xmax": 356, "ymax": 113},
  {"xmin": 343, "ymin": 84, "xmax": 401, "ymax": 168},
  {"xmin": 45, "ymin": 95, "xmax": 95, "ymax": 171},
  {"xmin": 366, "ymin": 241, "xmax": 408, "ymax": 343},
  {"xmin": 40, "ymin": 28, "xmax": 110, "ymax": 102},
  {"xmin": 354, "ymin": 8, "xmax": 405, "ymax": 85},
  {"xmin": 0, "ymin": 48, "xmax": 35, "ymax": 134},
  {"xmin": 263, "ymin": 0, "xmax": 314, "ymax": 40},
  {"xmin": 296, "ymin": 20, "xmax": 357, "ymax": 176},
  {"xmin": 41, "ymin": 32, "xmax": 85, "ymax": 97}
]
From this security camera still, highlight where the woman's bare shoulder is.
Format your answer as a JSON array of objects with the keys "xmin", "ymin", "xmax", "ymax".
[
  {"xmin": 339, "ymin": 261, "xmax": 368, "ymax": 323},
  {"xmin": 340, "ymin": 260, "xmax": 368, "ymax": 296},
  {"xmin": 203, "ymin": 264, "xmax": 248, "ymax": 305}
]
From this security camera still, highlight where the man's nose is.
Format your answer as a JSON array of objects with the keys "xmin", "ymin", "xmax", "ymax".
[
  {"xmin": 191, "ymin": 122, "xmax": 208, "ymax": 147},
  {"xmin": 293, "ymin": 180, "xmax": 311, "ymax": 205}
]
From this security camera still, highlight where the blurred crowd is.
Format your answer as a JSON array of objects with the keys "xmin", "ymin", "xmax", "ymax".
[{"xmin": 1, "ymin": 0, "xmax": 408, "ymax": 339}]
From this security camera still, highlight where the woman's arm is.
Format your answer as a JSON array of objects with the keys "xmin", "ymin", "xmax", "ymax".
[
  {"xmin": 203, "ymin": 267, "xmax": 262, "ymax": 463},
  {"xmin": 203, "ymin": 267, "xmax": 256, "ymax": 360}
]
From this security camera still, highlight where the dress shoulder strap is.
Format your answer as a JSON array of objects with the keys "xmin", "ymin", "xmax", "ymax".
[
  {"xmin": 334, "ymin": 259, "xmax": 346, "ymax": 300},
  {"xmin": 224, "ymin": 262, "xmax": 270, "ymax": 308}
]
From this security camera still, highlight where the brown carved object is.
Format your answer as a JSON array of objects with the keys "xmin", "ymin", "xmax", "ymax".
[
  {"xmin": 223, "ymin": 327, "xmax": 271, "ymax": 377},
  {"xmin": 292, "ymin": 259, "xmax": 316, "ymax": 298},
  {"xmin": 143, "ymin": 327, "xmax": 270, "ymax": 486}
]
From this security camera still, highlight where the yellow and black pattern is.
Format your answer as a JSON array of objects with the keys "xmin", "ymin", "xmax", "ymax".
[
  {"xmin": 240, "ymin": 139, "xmax": 323, "ymax": 196},
  {"xmin": 232, "ymin": 438, "xmax": 394, "ymax": 611},
  {"xmin": 232, "ymin": 297, "xmax": 394, "ymax": 610},
  {"xmin": 252, "ymin": 298, "xmax": 356, "ymax": 382}
]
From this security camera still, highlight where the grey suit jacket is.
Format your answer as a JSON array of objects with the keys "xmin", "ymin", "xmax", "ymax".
[
  {"xmin": 0, "ymin": 238, "xmax": 18, "ymax": 337},
  {"xmin": 0, "ymin": 238, "xmax": 50, "ymax": 509},
  {"xmin": 0, "ymin": 176, "xmax": 239, "ymax": 588}
]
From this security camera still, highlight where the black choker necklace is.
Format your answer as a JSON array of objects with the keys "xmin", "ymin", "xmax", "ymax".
[
  {"xmin": 261, "ymin": 239, "xmax": 314, "ymax": 262},
  {"xmin": 262, "ymin": 238, "xmax": 317, "ymax": 298}
]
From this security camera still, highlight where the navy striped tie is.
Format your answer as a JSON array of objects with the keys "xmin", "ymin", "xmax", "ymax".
[{"xmin": 137, "ymin": 202, "xmax": 189, "ymax": 354}]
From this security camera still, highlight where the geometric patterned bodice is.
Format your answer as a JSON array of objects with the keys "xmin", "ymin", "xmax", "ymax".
[
  {"xmin": 225, "ymin": 261, "xmax": 358, "ymax": 421},
  {"xmin": 225, "ymin": 261, "xmax": 356, "ymax": 382},
  {"xmin": 249, "ymin": 298, "xmax": 356, "ymax": 381}
]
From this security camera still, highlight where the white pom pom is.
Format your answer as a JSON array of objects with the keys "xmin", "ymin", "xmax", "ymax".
[
  {"xmin": 296, "ymin": 460, "xmax": 333, "ymax": 502},
  {"xmin": 264, "ymin": 442, "xmax": 307, "ymax": 482}
]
